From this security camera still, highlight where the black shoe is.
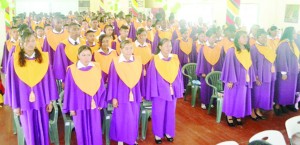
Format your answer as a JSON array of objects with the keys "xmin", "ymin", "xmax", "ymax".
[
  {"xmin": 255, "ymin": 112, "xmax": 267, "ymax": 120},
  {"xmin": 155, "ymin": 138, "xmax": 162, "ymax": 144},
  {"xmin": 164, "ymin": 135, "xmax": 174, "ymax": 142},
  {"xmin": 273, "ymin": 105, "xmax": 283, "ymax": 116},
  {"xmin": 236, "ymin": 118, "xmax": 243, "ymax": 125},
  {"xmin": 287, "ymin": 105, "xmax": 298, "ymax": 112},
  {"xmin": 250, "ymin": 115, "xmax": 259, "ymax": 121},
  {"xmin": 226, "ymin": 116, "xmax": 235, "ymax": 127},
  {"xmin": 281, "ymin": 106, "xmax": 289, "ymax": 113}
]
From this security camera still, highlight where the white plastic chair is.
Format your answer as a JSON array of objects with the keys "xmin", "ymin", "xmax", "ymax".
[
  {"xmin": 285, "ymin": 115, "xmax": 300, "ymax": 142},
  {"xmin": 216, "ymin": 141, "xmax": 239, "ymax": 145},
  {"xmin": 249, "ymin": 130, "xmax": 286, "ymax": 145}
]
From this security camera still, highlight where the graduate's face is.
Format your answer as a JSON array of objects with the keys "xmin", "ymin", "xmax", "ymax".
[
  {"xmin": 208, "ymin": 34, "xmax": 217, "ymax": 44},
  {"xmin": 68, "ymin": 25, "xmax": 81, "ymax": 38},
  {"xmin": 86, "ymin": 33, "xmax": 95, "ymax": 42},
  {"xmin": 147, "ymin": 20, "xmax": 152, "ymax": 27},
  {"xmin": 44, "ymin": 26, "xmax": 52, "ymax": 32},
  {"xmin": 78, "ymin": 49, "xmax": 92, "ymax": 64},
  {"xmin": 198, "ymin": 33, "xmax": 206, "ymax": 42},
  {"xmin": 91, "ymin": 20, "xmax": 98, "ymax": 29},
  {"xmin": 182, "ymin": 32, "xmax": 188, "ymax": 39},
  {"xmin": 53, "ymin": 18, "xmax": 63, "ymax": 30},
  {"xmin": 81, "ymin": 21, "xmax": 89, "ymax": 29},
  {"xmin": 137, "ymin": 31, "xmax": 147, "ymax": 42},
  {"xmin": 257, "ymin": 34, "xmax": 267, "ymax": 45},
  {"xmin": 238, "ymin": 34, "xmax": 248, "ymax": 45},
  {"xmin": 101, "ymin": 37, "xmax": 110, "ymax": 49},
  {"xmin": 121, "ymin": 43, "xmax": 133, "ymax": 56},
  {"xmin": 23, "ymin": 35, "xmax": 36, "ymax": 51},
  {"xmin": 269, "ymin": 30, "xmax": 277, "ymax": 37},
  {"xmin": 125, "ymin": 16, "xmax": 131, "ymax": 23},
  {"xmin": 36, "ymin": 29, "xmax": 45, "ymax": 37},
  {"xmin": 10, "ymin": 29, "xmax": 19, "ymax": 40},
  {"xmin": 105, "ymin": 27, "xmax": 113, "ymax": 36},
  {"xmin": 120, "ymin": 29, "xmax": 129, "ymax": 37},
  {"xmin": 160, "ymin": 41, "xmax": 172, "ymax": 55}
]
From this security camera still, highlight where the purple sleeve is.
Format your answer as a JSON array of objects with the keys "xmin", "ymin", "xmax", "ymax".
[
  {"xmin": 250, "ymin": 45, "xmax": 259, "ymax": 77},
  {"xmin": 221, "ymin": 48, "xmax": 238, "ymax": 83},
  {"xmin": 53, "ymin": 43, "xmax": 69, "ymax": 81},
  {"xmin": 276, "ymin": 42, "xmax": 289, "ymax": 72},
  {"xmin": 1, "ymin": 43, "xmax": 9, "ymax": 73}
]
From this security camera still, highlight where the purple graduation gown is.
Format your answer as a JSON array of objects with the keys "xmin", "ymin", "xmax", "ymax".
[
  {"xmin": 250, "ymin": 45, "xmax": 276, "ymax": 110},
  {"xmin": 275, "ymin": 41, "xmax": 299, "ymax": 105},
  {"xmin": 107, "ymin": 60, "xmax": 142, "ymax": 145},
  {"xmin": 42, "ymin": 38, "xmax": 56, "ymax": 65},
  {"xmin": 294, "ymin": 35, "xmax": 300, "ymax": 92},
  {"xmin": 1, "ymin": 42, "xmax": 12, "ymax": 73},
  {"xmin": 221, "ymin": 48, "xmax": 255, "ymax": 118},
  {"xmin": 63, "ymin": 65, "xmax": 106, "ymax": 145},
  {"xmin": 128, "ymin": 22, "xmax": 137, "ymax": 41},
  {"xmin": 196, "ymin": 46, "xmax": 224, "ymax": 105},
  {"xmin": 145, "ymin": 57, "xmax": 184, "ymax": 138},
  {"xmin": 5, "ymin": 56, "xmax": 58, "ymax": 145},
  {"xmin": 53, "ymin": 43, "xmax": 74, "ymax": 81}
]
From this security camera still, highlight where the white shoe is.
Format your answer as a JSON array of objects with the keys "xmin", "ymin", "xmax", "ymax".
[
  {"xmin": 211, "ymin": 105, "xmax": 214, "ymax": 108},
  {"xmin": 201, "ymin": 104, "xmax": 206, "ymax": 110}
]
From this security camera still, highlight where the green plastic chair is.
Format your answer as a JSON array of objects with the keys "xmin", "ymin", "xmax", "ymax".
[
  {"xmin": 205, "ymin": 71, "xmax": 224, "ymax": 123},
  {"xmin": 181, "ymin": 63, "xmax": 201, "ymax": 107},
  {"xmin": 103, "ymin": 104, "xmax": 113, "ymax": 145},
  {"xmin": 56, "ymin": 80, "xmax": 63, "ymax": 94},
  {"xmin": 49, "ymin": 101, "xmax": 59, "ymax": 145},
  {"xmin": 139, "ymin": 100, "xmax": 152, "ymax": 140},
  {"xmin": 13, "ymin": 111, "xmax": 17, "ymax": 134},
  {"xmin": 58, "ymin": 91, "xmax": 74, "ymax": 145},
  {"xmin": 13, "ymin": 114, "xmax": 26, "ymax": 145}
]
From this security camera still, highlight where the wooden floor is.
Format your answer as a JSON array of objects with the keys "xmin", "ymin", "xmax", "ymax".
[{"xmin": 0, "ymin": 95, "xmax": 299, "ymax": 145}]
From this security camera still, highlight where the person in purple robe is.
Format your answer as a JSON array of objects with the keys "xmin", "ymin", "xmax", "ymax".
[
  {"xmin": 63, "ymin": 45, "xmax": 106, "ymax": 145},
  {"xmin": 53, "ymin": 22, "xmax": 83, "ymax": 81},
  {"xmin": 250, "ymin": 29, "xmax": 276, "ymax": 120},
  {"xmin": 146, "ymin": 38, "xmax": 184, "ymax": 144},
  {"xmin": 196, "ymin": 28, "xmax": 224, "ymax": 109},
  {"xmin": 1, "ymin": 26, "xmax": 19, "ymax": 74},
  {"xmin": 274, "ymin": 27, "xmax": 299, "ymax": 115},
  {"xmin": 107, "ymin": 40, "xmax": 142, "ymax": 145},
  {"xmin": 5, "ymin": 30, "xmax": 58, "ymax": 145},
  {"xmin": 125, "ymin": 14, "xmax": 136, "ymax": 40},
  {"xmin": 221, "ymin": 31, "xmax": 255, "ymax": 127},
  {"xmin": 42, "ymin": 15, "xmax": 66, "ymax": 65}
]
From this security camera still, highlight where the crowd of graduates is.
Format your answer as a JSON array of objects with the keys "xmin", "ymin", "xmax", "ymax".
[{"xmin": 1, "ymin": 9, "xmax": 300, "ymax": 145}]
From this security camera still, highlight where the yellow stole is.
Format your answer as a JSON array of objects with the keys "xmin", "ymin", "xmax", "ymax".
[
  {"xmin": 267, "ymin": 38, "xmax": 279, "ymax": 51},
  {"xmin": 117, "ymin": 19, "xmax": 126, "ymax": 28},
  {"xmin": 113, "ymin": 56, "xmax": 142, "ymax": 101},
  {"xmin": 235, "ymin": 48, "xmax": 252, "ymax": 82},
  {"xmin": 133, "ymin": 42, "xmax": 152, "ymax": 76},
  {"xmin": 46, "ymin": 30, "xmax": 69, "ymax": 51},
  {"xmin": 88, "ymin": 43, "xmax": 100, "ymax": 54},
  {"xmin": 154, "ymin": 54, "xmax": 180, "ymax": 95},
  {"xmin": 134, "ymin": 21, "xmax": 145, "ymax": 29},
  {"xmin": 147, "ymin": 29, "xmax": 155, "ymax": 42},
  {"xmin": 256, "ymin": 44, "xmax": 277, "ymax": 73},
  {"xmin": 13, "ymin": 52, "xmax": 49, "ymax": 102},
  {"xmin": 114, "ymin": 38, "xmax": 132, "ymax": 55},
  {"xmin": 5, "ymin": 40, "xmax": 17, "ymax": 51},
  {"xmin": 35, "ymin": 37, "xmax": 44, "ymax": 50},
  {"xmin": 203, "ymin": 45, "xmax": 222, "ymax": 71},
  {"xmin": 62, "ymin": 39, "xmax": 85, "ymax": 63},
  {"xmin": 195, "ymin": 42, "xmax": 204, "ymax": 54},
  {"xmin": 94, "ymin": 50, "xmax": 117, "ymax": 74},
  {"xmin": 31, "ymin": 21, "xmax": 44, "ymax": 31},
  {"xmin": 179, "ymin": 38, "xmax": 193, "ymax": 55},
  {"xmin": 69, "ymin": 62, "xmax": 102, "ymax": 109},
  {"xmin": 158, "ymin": 30, "xmax": 173, "ymax": 40}
]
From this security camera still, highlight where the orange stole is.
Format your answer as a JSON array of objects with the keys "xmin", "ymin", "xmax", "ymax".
[
  {"xmin": 179, "ymin": 38, "xmax": 193, "ymax": 55},
  {"xmin": 5, "ymin": 40, "xmax": 17, "ymax": 51},
  {"xmin": 89, "ymin": 43, "xmax": 100, "ymax": 54},
  {"xmin": 35, "ymin": 37, "xmax": 44, "ymax": 50},
  {"xmin": 256, "ymin": 44, "xmax": 276, "ymax": 72},
  {"xmin": 113, "ymin": 38, "xmax": 132, "ymax": 55},
  {"xmin": 219, "ymin": 38, "xmax": 234, "ymax": 54},
  {"xmin": 94, "ymin": 50, "xmax": 117, "ymax": 74},
  {"xmin": 154, "ymin": 54, "xmax": 180, "ymax": 95},
  {"xmin": 46, "ymin": 30, "xmax": 69, "ymax": 51},
  {"xmin": 147, "ymin": 29, "xmax": 156, "ymax": 42},
  {"xmin": 158, "ymin": 30, "xmax": 173, "ymax": 40},
  {"xmin": 69, "ymin": 62, "xmax": 102, "ymax": 109},
  {"xmin": 62, "ymin": 39, "xmax": 85, "ymax": 63},
  {"xmin": 13, "ymin": 52, "xmax": 49, "ymax": 102},
  {"xmin": 133, "ymin": 43, "xmax": 152, "ymax": 65},
  {"xmin": 117, "ymin": 19, "xmax": 126, "ymax": 28},
  {"xmin": 134, "ymin": 21, "xmax": 145, "ymax": 29},
  {"xmin": 278, "ymin": 40, "xmax": 300, "ymax": 59},
  {"xmin": 203, "ymin": 45, "xmax": 222, "ymax": 67},
  {"xmin": 195, "ymin": 42, "xmax": 204, "ymax": 54},
  {"xmin": 267, "ymin": 38, "xmax": 279, "ymax": 50},
  {"xmin": 113, "ymin": 56, "xmax": 142, "ymax": 101},
  {"xmin": 31, "ymin": 21, "xmax": 44, "ymax": 30}
]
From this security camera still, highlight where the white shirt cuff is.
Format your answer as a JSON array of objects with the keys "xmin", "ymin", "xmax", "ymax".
[{"xmin": 281, "ymin": 72, "xmax": 287, "ymax": 75}]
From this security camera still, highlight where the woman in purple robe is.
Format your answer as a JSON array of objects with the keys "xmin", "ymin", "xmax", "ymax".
[
  {"xmin": 146, "ymin": 38, "xmax": 184, "ymax": 144},
  {"xmin": 250, "ymin": 29, "xmax": 276, "ymax": 120},
  {"xmin": 274, "ymin": 27, "xmax": 299, "ymax": 115},
  {"xmin": 5, "ymin": 30, "xmax": 58, "ymax": 145},
  {"xmin": 221, "ymin": 31, "xmax": 255, "ymax": 127},
  {"xmin": 63, "ymin": 45, "xmax": 106, "ymax": 145},
  {"xmin": 107, "ymin": 40, "xmax": 142, "ymax": 145},
  {"xmin": 196, "ymin": 28, "xmax": 224, "ymax": 109}
]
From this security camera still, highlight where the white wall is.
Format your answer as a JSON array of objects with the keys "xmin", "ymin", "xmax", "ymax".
[{"xmin": 15, "ymin": 0, "xmax": 78, "ymax": 15}]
